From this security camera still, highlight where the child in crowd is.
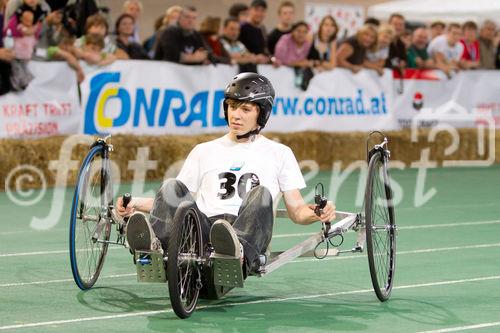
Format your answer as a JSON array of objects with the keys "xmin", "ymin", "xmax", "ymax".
[
  {"xmin": 8, "ymin": 6, "xmax": 40, "ymax": 91},
  {"xmin": 5, "ymin": 0, "xmax": 46, "ymax": 38},
  {"xmin": 74, "ymin": 13, "xmax": 127, "ymax": 63},
  {"xmin": 13, "ymin": 7, "xmax": 38, "ymax": 60},
  {"xmin": 46, "ymin": 33, "xmax": 85, "ymax": 82}
]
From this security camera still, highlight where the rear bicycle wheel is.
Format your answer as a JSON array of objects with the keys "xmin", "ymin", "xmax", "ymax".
[
  {"xmin": 167, "ymin": 201, "xmax": 203, "ymax": 319},
  {"xmin": 365, "ymin": 150, "xmax": 396, "ymax": 301},
  {"xmin": 69, "ymin": 146, "xmax": 112, "ymax": 290}
]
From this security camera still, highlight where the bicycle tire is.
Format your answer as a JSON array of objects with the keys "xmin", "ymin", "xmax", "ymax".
[
  {"xmin": 365, "ymin": 150, "xmax": 396, "ymax": 302},
  {"xmin": 69, "ymin": 146, "xmax": 112, "ymax": 290}
]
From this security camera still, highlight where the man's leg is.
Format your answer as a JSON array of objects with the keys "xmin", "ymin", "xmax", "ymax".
[
  {"xmin": 232, "ymin": 186, "xmax": 274, "ymax": 273},
  {"xmin": 149, "ymin": 178, "xmax": 210, "ymax": 252}
]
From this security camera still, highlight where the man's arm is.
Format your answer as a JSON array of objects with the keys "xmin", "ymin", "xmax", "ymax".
[
  {"xmin": 283, "ymin": 189, "xmax": 335, "ymax": 225},
  {"xmin": 433, "ymin": 51, "xmax": 452, "ymax": 73}
]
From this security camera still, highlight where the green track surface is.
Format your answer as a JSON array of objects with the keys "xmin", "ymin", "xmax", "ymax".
[{"xmin": 1, "ymin": 165, "xmax": 499, "ymax": 332}]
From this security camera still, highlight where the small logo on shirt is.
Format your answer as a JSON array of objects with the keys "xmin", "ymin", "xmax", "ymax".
[{"xmin": 229, "ymin": 161, "xmax": 244, "ymax": 171}]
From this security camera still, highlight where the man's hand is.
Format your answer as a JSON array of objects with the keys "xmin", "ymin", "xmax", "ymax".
[
  {"xmin": 181, "ymin": 49, "xmax": 208, "ymax": 63},
  {"xmin": 193, "ymin": 48, "xmax": 208, "ymax": 62},
  {"xmin": 0, "ymin": 48, "xmax": 15, "ymax": 62},
  {"xmin": 309, "ymin": 201, "xmax": 336, "ymax": 223},
  {"xmin": 115, "ymin": 196, "xmax": 136, "ymax": 217},
  {"xmin": 45, "ymin": 10, "xmax": 63, "ymax": 26}
]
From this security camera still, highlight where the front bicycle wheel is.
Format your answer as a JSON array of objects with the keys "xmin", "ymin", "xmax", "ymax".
[
  {"xmin": 365, "ymin": 150, "xmax": 396, "ymax": 302},
  {"xmin": 69, "ymin": 146, "xmax": 112, "ymax": 290},
  {"xmin": 167, "ymin": 201, "xmax": 203, "ymax": 319}
]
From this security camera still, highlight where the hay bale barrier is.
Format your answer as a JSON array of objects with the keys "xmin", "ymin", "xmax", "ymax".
[{"xmin": 1, "ymin": 129, "xmax": 498, "ymax": 191}]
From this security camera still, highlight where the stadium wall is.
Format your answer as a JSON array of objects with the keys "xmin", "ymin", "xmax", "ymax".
[{"xmin": 1, "ymin": 128, "xmax": 498, "ymax": 191}]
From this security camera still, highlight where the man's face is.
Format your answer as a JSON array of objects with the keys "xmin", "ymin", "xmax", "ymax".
[
  {"xmin": 412, "ymin": 28, "xmax": 429, "ymax": 48},
  {"xmin": 390, "ymin": 16, "xmax": 405, "ymax": 36},
  {"xmin": 447, "ymin": 27, "xmax": 462, "ymax": 45},
  {"xmin": 227, "ymin": 101, "xmax": 259, "ymax": 136},
  {"xmin": 278, "ymin": 6, "xmax": 294, "ymax": 26},
  {"xmin": 480, "ymin": 23, "xmax": 496, "ymax": 41},
  {"xmin": 430, "ymin": 25, "xmax": 445, "ymax": 38},
  {"xmin": 224, "ymin": 21, "xmax": 240, "ymax": 41},
  {"xmin": 249, "ymin": 6, "xmax": 266, "ymax": 25},
  {"xmin": 178, "ymin": 9, "xmax": 197, "ymax": 31},
  {"xmin": 125, "ymin": 2, "xmax": 141, "ymax": 20}
]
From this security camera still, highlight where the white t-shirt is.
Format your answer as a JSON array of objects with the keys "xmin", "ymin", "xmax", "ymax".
[
  {"xmin": 177, "ymin": 134, "xmax": 306, "ymax": 217},
  {"xmin": 427, "ymin": 35, "xmax": 464, "ymax": 62},
  {"xmin": 366, "ymin": 46, "xmax": 389, "ymax": 62}
]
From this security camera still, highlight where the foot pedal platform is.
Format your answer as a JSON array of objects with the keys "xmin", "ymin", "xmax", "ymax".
[
  {"xmin": 135, "ymin": 251, "xmax": 166, "ymax": 283},
  {"xmin": 212, "ymin": 255, "xmax": 244, "ymax": 288}
]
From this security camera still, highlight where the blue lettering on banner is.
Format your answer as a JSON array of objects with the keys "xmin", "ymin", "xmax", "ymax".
[
  {"xmin": 212, "ymin": 90, "xmax": 228, "ymax": 126},
  {"xmin": 84, "ymin": 72, "xmax": 227, "ymax": 135},
  {"xmin": 272, "ymin": 89, "xmax": 388, "ymax": 118},
  {"xmin": 134, "ymin": 88, "xmax": 159, "ymax": 126},
  {"xmin": 84, "ymin": 72, "xmax": 390, "ymax": 135}
]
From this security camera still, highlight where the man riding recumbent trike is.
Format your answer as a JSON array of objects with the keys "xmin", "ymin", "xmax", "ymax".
[{"xmin": 69, "ymin": 73, "xmax": 397, "ymax": 319}]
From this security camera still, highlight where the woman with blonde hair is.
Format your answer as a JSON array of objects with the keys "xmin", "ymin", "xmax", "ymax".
[
  {"xmin": 163, "ymin": 5, "xmax": 182, "ymax": 27},
  {"xmin": 308, "ymin": 15, "xmax": 338, "ymax": 70},
  {"xmin": 336, "ymin": 24, "xmax": 378, "ymax": 73},
  {"xmin": 365, "ymin": 24, "xmax": 395, "ymax": 75}
]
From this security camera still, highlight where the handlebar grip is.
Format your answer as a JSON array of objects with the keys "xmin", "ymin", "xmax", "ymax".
[
  {"xmin": 314, "ymin": 194, "xmax": 327, "ymax": 217},
  {"xmin": 122, "ymin": 193, "xmax": 132, "ymax": 209}
]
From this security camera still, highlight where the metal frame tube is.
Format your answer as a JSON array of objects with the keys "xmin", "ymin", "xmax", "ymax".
[{"xmin": 263, "ymin": 213, "xmax": 358, "ymax": 275}]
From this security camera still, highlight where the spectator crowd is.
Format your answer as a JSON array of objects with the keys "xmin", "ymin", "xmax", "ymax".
[{"xmin": 2, "ymin": 0, "xmax": 500, "ymax": 95}]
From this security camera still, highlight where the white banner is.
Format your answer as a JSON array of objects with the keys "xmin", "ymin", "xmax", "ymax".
[
  {"xmin": 261, "ymin": 66, "xmax": 396, "ymax": 133},
  {"xmin": 3, "ymin": 61, "xmax": 500, "ymax": 139},
  {"xmin": 394, "ymin": 69, "xmax": 500, "ymax": 129},
  {"xmin": 80, "ymin": 61, "xmax": 397, "ymax": 136},
  {"xmin": 0, "ymin": 61, "xmax": 81, "ymax": 139}
]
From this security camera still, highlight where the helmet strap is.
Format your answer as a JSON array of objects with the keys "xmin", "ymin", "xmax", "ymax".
[{"xmin": 236, "ymin": 127, "xmax": 261, "ymax": 140}]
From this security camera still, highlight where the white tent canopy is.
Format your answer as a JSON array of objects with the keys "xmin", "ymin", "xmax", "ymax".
[{"xmin": 368, "ymin": 0, "xmax": 500, "ymax": 23}]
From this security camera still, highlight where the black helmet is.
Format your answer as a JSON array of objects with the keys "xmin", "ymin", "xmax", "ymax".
[{"xmin": 223, "ymin": 72, "xmax": 275, "ymax": 129}]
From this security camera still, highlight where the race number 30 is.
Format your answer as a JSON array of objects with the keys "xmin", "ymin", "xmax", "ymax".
[{"xmin": 218, "ymin": 172, "xmax": 260, "ymax": 199}]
